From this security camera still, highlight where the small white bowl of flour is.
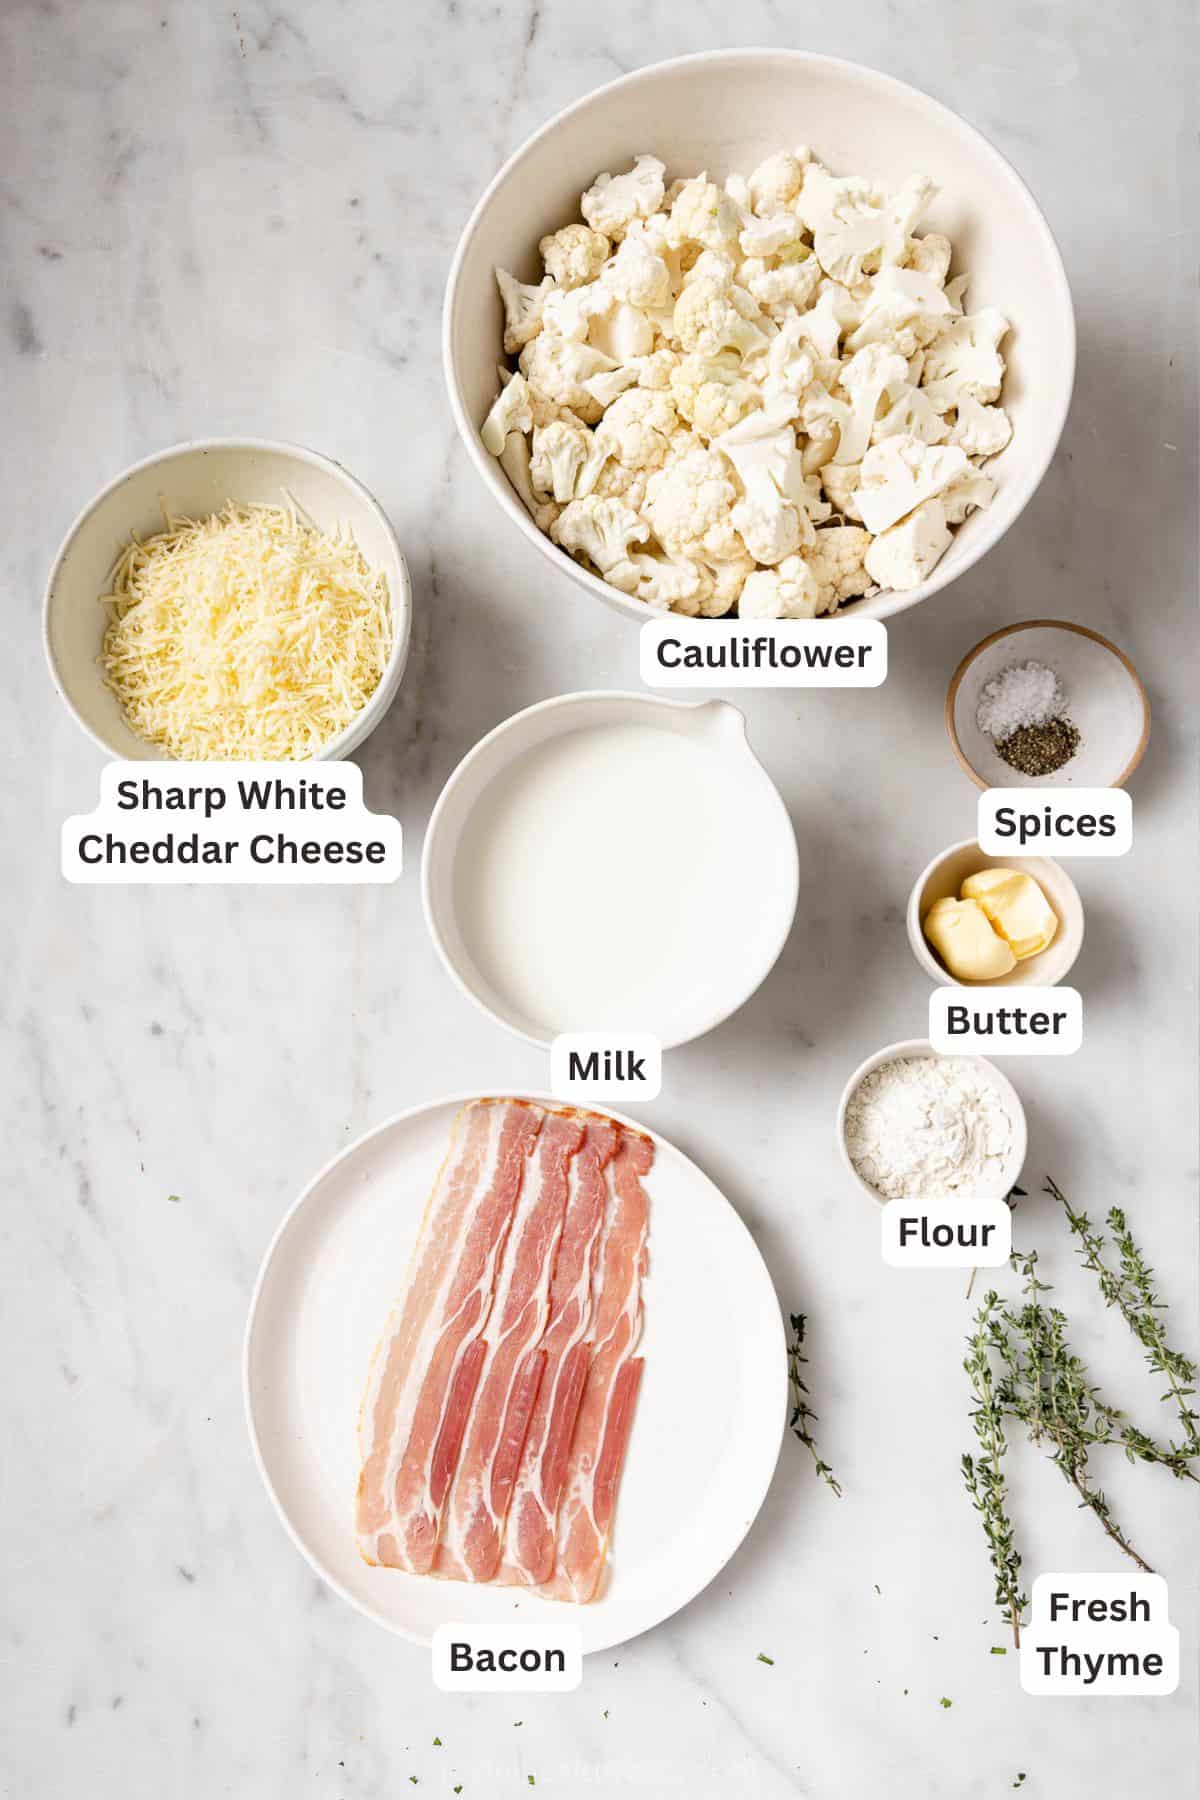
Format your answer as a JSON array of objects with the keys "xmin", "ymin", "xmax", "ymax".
[{"xmin": 836, "ymin": 1039, "xmax": 1027, "ymax": 1204}]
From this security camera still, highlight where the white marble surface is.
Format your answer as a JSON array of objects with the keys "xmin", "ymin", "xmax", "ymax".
[{"xmin": 4, "ymin": 2, "xmax": 1197, "ymax": 1794}]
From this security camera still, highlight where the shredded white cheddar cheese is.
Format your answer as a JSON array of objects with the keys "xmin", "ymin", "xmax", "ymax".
[{"xmin": 100, "ymin": 501, "xmax": 392, "ymax": 760}]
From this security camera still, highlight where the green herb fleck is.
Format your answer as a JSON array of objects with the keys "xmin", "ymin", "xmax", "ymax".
[
  {"xmin": 990, "ymin": 1646, "xmax": 1007, "ymax": 1655},
  {"xmin": 939, "ymin": 1697, "xmax": 953, "ymax": 1709},
  {"xmin": 757, "ymin": 1652, "xmax": 774, "ymax": 1666},
  {"xmin": 166, "ymin": 1194, "xmax": 181, "ymax": 1203},
  {"xmin": 432, "ymin": 1737, "xmax": 442, "ymax": 1747}
]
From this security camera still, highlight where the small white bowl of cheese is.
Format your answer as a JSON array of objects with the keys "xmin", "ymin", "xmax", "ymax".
[{"xmin": 43, "ymin": 439, "xmax": 412, "ymax": 762}]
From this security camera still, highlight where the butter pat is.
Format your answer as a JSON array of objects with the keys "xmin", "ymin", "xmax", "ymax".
[
  {"xmin": 961, "ymin": 868, "xmax": 1058, "ymax": 961},
  {"xmin": 923, "ymin": 896, "xmax": 1017, "ymax": 981}
]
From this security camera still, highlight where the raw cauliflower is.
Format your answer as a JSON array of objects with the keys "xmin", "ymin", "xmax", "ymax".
[{"xmin": 483, "ymin": 141, "xmax": 1012, "ymax": 613}]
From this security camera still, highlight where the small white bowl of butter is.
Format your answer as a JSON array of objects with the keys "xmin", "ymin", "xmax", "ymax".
[
  {"xmin": 907, "ymin": 837, "xmax": 1084, "ymax": 988},
  {"xmin": 422, "ymin": 691, "xmax": 799, "ymax": 1049}
]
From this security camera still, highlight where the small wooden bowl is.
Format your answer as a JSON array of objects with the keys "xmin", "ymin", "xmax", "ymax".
[{"xmin": 946, "ymin": 620, "xmax": 1150, "ymax": 789}]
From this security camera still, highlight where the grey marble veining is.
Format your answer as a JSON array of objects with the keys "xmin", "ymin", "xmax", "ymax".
[{"xmin": 2, "ymin": 2, "xmax": 1197, "ymax": 1795}]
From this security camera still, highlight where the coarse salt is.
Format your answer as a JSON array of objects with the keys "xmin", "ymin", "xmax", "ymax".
[{"xmin": 975, "ymin": 660, "xmax": 1066, "ymax": 741}]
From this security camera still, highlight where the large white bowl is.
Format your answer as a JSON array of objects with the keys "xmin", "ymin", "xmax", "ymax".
[
  {"xmin": 444, "ymin": 49, "xmax": 1075, "ymax": 625},
  {"xmin": 43, "ymin": 439, "xmax": 412, "ymax": 761}
]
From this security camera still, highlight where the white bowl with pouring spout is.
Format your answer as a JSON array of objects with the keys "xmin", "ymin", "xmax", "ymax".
[{"xmin": 422, "ymin": 691, "xmax": 799, "ymax": 1049}]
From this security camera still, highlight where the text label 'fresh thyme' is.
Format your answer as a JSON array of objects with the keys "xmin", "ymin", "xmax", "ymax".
[{"xmin": 1020, "ymin": 1574, "xmax": 1179, "ymax": 1695}]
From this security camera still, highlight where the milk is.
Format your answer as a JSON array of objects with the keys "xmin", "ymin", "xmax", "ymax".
[{"xmin": 452, "ymin": 722, "xmax": 788, "ymax": 1040}]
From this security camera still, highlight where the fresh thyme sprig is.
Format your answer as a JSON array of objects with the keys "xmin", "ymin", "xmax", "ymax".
[
  {"xmin": 1047, "ymin": 1177, "xmax": 1200, "ymax": 1465},
  {"xmin": 963, "ymin": 1291, "xmax": 1026, "ymax": 1645},
  {"xmin": 963, "ymin": 1196, "xmax": 1200, "ymax": 1636},
  {"xmin": 787, "ymin": 1312, "xmax": 842, "ymax": 1497}
]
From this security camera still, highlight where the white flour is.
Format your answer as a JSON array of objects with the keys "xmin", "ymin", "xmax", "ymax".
[{"xmin": 844, "ymin": 1056, "xmax": 1015, "ymax": 1199}]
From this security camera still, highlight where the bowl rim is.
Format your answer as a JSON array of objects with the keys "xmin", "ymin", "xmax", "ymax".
[
  {"xmin": 41, "ymin": 435, "xmax": 413, "ymax": 763},
  {"xmin": 442, "ymin": 46, "xmax": 1077, "ymax": 627},
  {"xmin": 835, "ymin": 1035, "xmax": 1028, "ymax": 1205},
  {"xmin": 945, "ymin": 617, "xmax": 1151, "ymax": 790},
  {"xmin": 904, "ymin": 834, "xmax": 1084, "ymax": 988},
  {"xmin": 420, "ymin": 687, "xmax": 800, "ymax": 1050}
]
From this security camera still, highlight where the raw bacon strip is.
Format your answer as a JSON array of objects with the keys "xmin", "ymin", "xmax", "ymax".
[
  {"xmin": 356, "ymin": 1098, "xmax": 544, "ymax": 1573},
  {"xmin": 434, "ymin": 1108, "xmax": 585, "ymax": 1583},
  {"xmin": 497, "ymin": 1116, "xmax": 619, "ymax": 1587},
  {"xmin": 540, "ymin": 1126, "xmax": 652, "ymax": 1604}
]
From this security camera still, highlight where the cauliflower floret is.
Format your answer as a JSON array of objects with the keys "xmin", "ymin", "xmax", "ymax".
[
  {"xmin": 747, "ymin": 149, "xmax": 811, "ymax": 215},
  {"xmin": 739, "ymin": 553, "xmax": 822, "ymax": 619},
  {"xmin": 551, "ymin": 494, "xmax": 650, "ymax": 574},
  {"xmin": 541, "ymin": 279, "xmax": 615, "ymax": 342},
  {"xmin": 582, "ymin": 365, "xmax": 642, "ymax": 409},
  {"xmin": 589, "ymin": 301, "xmax": 655, "ymax": 363},
  {"xmin": 796, "ymin": 164, "xmax": 937, "ymax": 285},
  {"xmin": 872, "ymin": 381, "xmax": 951, "ymax": 447},
  {"xmin": 904, "ymin": 232, "xmax": 952, "ymax": 286},
  {"xmin": 668, "ymin": 175, "xmax": 742, "ymax": 254},
  {"xmin": 580, "ymin": 155, "xmax": 666, "ymax": 239},
  {"xmin": 530, "ymin": 418, "xmax": 606, "ymax": 503},
  {"xmin": 601, "ymin": 234, "xmax": 672, "ymax": 309},
  {"xmin": 497, "ymin": 431, "xmax": 559, "ymax": 533},
  {"xmin": 739, "ymin": 211, "xmax": 807, "ymax": 260},
  {"xmin": 941, "ymin": 467, "xmax": 996, "ymax": 524},
  {"xmin": 855, "ymin": 433, "xmax": 970, "ymax": 534},
  {"xmin": 591, "ymin": 458, "xmax": 650, "ymax": 515},
  {"xmin": 673, "ymin": 277, "xmax": 770, "ymax": 360},
  {"xmin": 712, "ymin": 397, "xmax": 802, "ymax": 486},
  {"xmin": 643, "ymin": 446, "xmax": 740, "ymax": 561},
  {"xmin": 539, "ymin": 222, "xmax": 611, "ymax": 289},
  {"xmin": 802, "ymin": 525, "xmax": 874, "ymax": 611},
  {"xmin": 832, "ymin": 345, "xmax": 911, "ymax": 464},
  {"xmin": 731, "ymin": 467, "xmax": 805, "ymax": 565},
  {"xmin": 746, "ymin": 257, "xmax": 822, "ymax": 318},
  {"xmin": 632, "ymin": 347, "xmax": 681, "ymax": 390},
  {"xmin": 481, "ymin": 370, "xmax": 534, "ymax": 455},
  {"xmin": 844, "ymin": 267, "xmax": 956, "ymax": 357},
  {"xmin": 594, "ymin": 388, "xmax": 680, "ymax": 471},
  {"xmin": 519, "ymin": 334, "xmax": 618, "ymax": 425},
  {"xmin": 864, "ymin": 498, "xmax": 951, "ymax": 590},
  {"xmin": 820, "ymin": 460, "xmax": 864, "ymax": 521},
  {"xmin": 948, "ymin": 394, "xmax": 1013, "ymax": 459},
  {"xmin": 622, "ymin": 552, "xmax": 707, "ymax": 613},
  {"xmin": 922, "ymin": 308, "xmax": 1010, "ymax": 404},
  {"xmin": 691, "ymin": 553, "xmax": 754, "ymax": 616},
  {"xmin": 494, "ymin": 269, "xmax": 554, "ymax": 353},
  {"xmin": 761, "ymin": 316, "xmax": 817, "ymax": 403},
  {"xmin": 670, "ymin": 352, "xmax": 762, "ymax": 440},
  {"xmin": 681, "ymin": 247, "xmax": 739, "ymax": 292}
]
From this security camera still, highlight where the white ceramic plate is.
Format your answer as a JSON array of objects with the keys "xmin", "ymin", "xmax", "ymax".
[{"xmin": 244, "ymin": 1093, "xmax": 786, "ymax": 1653}]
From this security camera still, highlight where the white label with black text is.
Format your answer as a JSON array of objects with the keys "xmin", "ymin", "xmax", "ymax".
[
  {"xmin": 61, "ymin": 762, "xmax": 402, "ymax": 884},
  {"xmin": 1020, "ymin": 1574, "xmax": 1179, "ymax": 1695},
  {"xmin": 640, "ymin": 618, "xmax": 886, "ymax": 689},
  {"xmin": 978, "ymin": 788, "xmax": 1132, "ymax": 857},
  {"xmin": 432, "ymin": 1623, "xmax": 583, "ymax": 1692},
  {"xmin": 881, "ymin": 1198, "xmax": 1012, "ymax": 1267},
  {"xmin": 550, "ymin": 1034, "xmax": 661, "ymax": 1103},
  {"xmin": 929, "ymin": 986, "xmax": 1083, "ymax": 1056}
]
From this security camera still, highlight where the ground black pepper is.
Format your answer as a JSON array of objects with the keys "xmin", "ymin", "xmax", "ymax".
[{"xmin": 995, "ymin": 715, "xmax": 1081, "ymax": 776}]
